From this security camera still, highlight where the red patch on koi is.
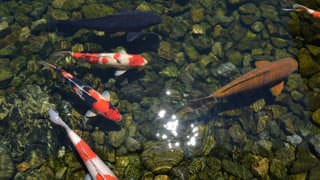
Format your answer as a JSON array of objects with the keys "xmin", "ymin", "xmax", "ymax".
[
  {"xmin": 129, "ymin": 55, "xmax": 145, "ymax": 66},
  {"xmin": 61, "ymin": 71, "xmax": 74, "ymax": 79},
  {"xmin": 101, "ymin": 57, "xmax": 108, "ymax": 64},
  {"xmin": 96, "ymin": 174, "xmax": 118, "ymax": 180},
  {"xmin": 75, "ymin": 140, "xmax": 96, "ymax": 161},
  {"xmin": 87, "ymin": 89, "xmax": 122, "ymax": 122},
  {"xmin": 113, "ymin": 53, "xmax": 121, "ymax": 60},
  {"xmin": 72, "ymin": 52, "xmax": 100, "ymax": 64}
]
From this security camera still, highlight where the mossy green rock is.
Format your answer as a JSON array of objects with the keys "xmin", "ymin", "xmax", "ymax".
[
  {"xmin": 49, "ymin": 8, "xmax": 69, "ymax": 20},
  {"xmin": 0, "ymin": 146, "xmax": 14, "ymax": 179},
  {"xmin": 251, "ymin": 21, "xmax": 264, "ymax": 33},
  {"xmin": 307, "ymin": 44, "xmax": 320, "ymax": 56},
  {"xmin": 271, "ymin": 37, "xmax": 288, "ymax": 48},
  {"xmin": 108, "ymin": 128, "xmax": 126, "ymax": 148},
  {"xmin": 239, "ymin": 3, "xmax": 258, "ymax": 14},
  {"xmin": 230, "ymin": 23, "xmax": 246, "ymax": 41},
  {"xmin": 158, "ymin": 41, "xmax": 174, "ymax": 60},
  {"xmin": 0, "ymin": 68, "xmax": 13, "ymax": 88},
  {"xmin": 307, "ymin": 92, "xmax": 320, "ymax": 111},
  {"xmin": 222, "ymin": 159, "xmax": 253, "ymax": 179},
  {"xmin": 270, "ymin": 159, "xmax": 287, "ymax": 179},
  {"xmin": 191, "ymin": 8, "xmax": 204, "ymax": 23},
  {"xmin": 184, "ymin": 45, "xmax": 199, "ymax": 62},
  {"xmin": 81, "ymin": 4, "xmax": 115, "ymax": 19},
  {"xmin": 298, "ymin": 48, "xmax": 320, "ymax": 77},
  {"xmin": 52, "ymin": 0, "xmax": 66, "ymax": 8},
  {"xmin": 0, "ymin": 21, "xmax": 10, "ymax": 38},
  {"xmin": 240, "ymin": 14, "xmax": 259, "ymax": 25},
  {"xmin": 160, "ymin": 65, "xmax": 179, "ymax": 78},
  {"xmin": 227, "ymin": 51, "xmax": 243, "ymax": 66},
  {"xmin": 290, "ymin": 147, "xmax": 319, "ymax": 173},
  {"xmin": 228, "ymin": 0, "xmax": 250, "ymax": 5},
  {"xmin": 309, "ymin": 166, "xmax": 320, "ymax": 180},
  {"xmin": 61, "ymin": 0, "xmax": 85, "ymax": 10},
  {"xmin": 312, "ymin": 108, "xmax": 320, "ymax": 126},
  {"xmin": 260, "ymin": 4, "xmax": 278, "ymax": 21},
  {"xmin": 0, "ymin": 4, "xmax": 10, "ymax": 17}
]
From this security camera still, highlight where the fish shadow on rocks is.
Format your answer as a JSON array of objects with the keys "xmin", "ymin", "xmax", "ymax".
[
  {"xmin": 209, "ymin": 88, "xmax": 277, "ymax": 116},
  {"xmin": 88, "ymin": 117, "xmax": 121, "ymax": 131}
]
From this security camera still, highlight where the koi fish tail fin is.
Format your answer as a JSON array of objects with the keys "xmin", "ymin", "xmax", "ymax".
[
  {"xmin": 47, "ymin": 20, "xmax": 71, "ymax": 31},
  {"xmin": 38, "ymin": 60, "xmax": 57, "ymax": 70},
  {"xmin": 48, "ymin": 109, "xmax": 69, "ymax": 130},
  {"xmin": 188, "ymin": 95, "xmax": 215, "ymax": 108},
  {"xmin": 292, "ymin": 3, "xmax": 309, "ymax": 11},
  {"xmin": 52, "ymin": 51, "xmax": 72, "ymax": 57},
  {"xmin": 282, "ymin": 3, "xmax": 309, "ymax": 12},
  {"xmin": 51, "ymin": 51, "xmax": 73, "ymax": 63}
]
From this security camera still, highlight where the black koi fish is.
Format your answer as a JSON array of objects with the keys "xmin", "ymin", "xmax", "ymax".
[{"xmin": 48, "ymin": 10, "xmax": 162, "ymax": 41}]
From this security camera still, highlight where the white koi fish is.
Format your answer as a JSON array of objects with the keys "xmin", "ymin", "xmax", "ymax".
[
  {"xmin": 48, "ymin": 109, "xmax": 118, "ymax": 180},
  {"xmin": 54, "ymin": 50, "xmax": 148, "ymax": 76}
]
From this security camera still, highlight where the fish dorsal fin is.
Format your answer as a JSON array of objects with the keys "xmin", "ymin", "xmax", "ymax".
[
  {"xmin": 85, "ymin": 110, "xmax": 97, "ymax": 117},
  {"xmin": 101, "ymin": 90, "xmax": 110, "ymax": 100},
  {"xmin": 255, "ymin": 60, "xmax": 270, "ymax": 68},
  {"xmin": 115, "ymin": 70, "xmax": 127, "ymax": 76},
  {"xmin": 126, "ymin": 32, "xmax": 141, "ymax": 41},
  {"xmin": 119, "ymin": 49, "xmax": 127, "ymax": 55},
  {"xmin": 270, "ymin": 81, "xmax": 284, "ymax": 96}
]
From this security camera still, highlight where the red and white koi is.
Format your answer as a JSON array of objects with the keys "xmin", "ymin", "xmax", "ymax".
[
  {"xmin": 55, "ymin": 50, "xmax": 148, "ymax": 76},
  {"xmin": 48, "ymin": 109, "xmax": 118, "ymax": 180},
  {"xmin": 283, "ymin": 3, "xmax": 320, "ymax": 19},
  {"xmin": 39, "ymin": 61, "xmax": 122, "ymax": 122}
]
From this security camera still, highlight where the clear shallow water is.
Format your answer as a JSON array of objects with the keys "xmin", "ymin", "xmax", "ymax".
[{"xmin": 1, "ymin": 0, "xmax": 320, "ymax": 179}]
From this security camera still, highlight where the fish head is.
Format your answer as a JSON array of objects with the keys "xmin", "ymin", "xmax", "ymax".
[
  {"xmin": 129, "ymin": 55, "xmax": 148, "ymax": 67},
  {"xmin": 284, "ymin": 57, "xmax": 298, "ymax": 73},
  {"xmin": 93, "ymin": 100, "xmax": 122, "ymax": 122},
  {"xmin": 146, "ymin": 11, "xmax": 162, "ymax": 25},
  {"xmin": 102, "ymin": 107, "xmax": 122, "ymax": 122}
]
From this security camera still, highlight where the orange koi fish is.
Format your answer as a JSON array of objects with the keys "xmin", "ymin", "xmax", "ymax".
[{"xmin": 190, "ymin": 58, "xmax": 298, "ymax": 104}]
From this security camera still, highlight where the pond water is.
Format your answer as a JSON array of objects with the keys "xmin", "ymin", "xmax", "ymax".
[{"xmin": 1, "ymin": 0, "xmax": 320, "ymax": 179}]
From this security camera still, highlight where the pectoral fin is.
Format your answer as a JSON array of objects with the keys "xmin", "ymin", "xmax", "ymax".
[
  {"xmin": 85, "ymin": 110, "xmax": 97, "ymax": 117},
  {"xmin": 119, "ymin": 49, "xmax": 127, "ymax": 55},
  {"xmin": 270, "ymin": 81, "xmax": 284, "ymax": 96},
  {"xmin": 84, "ymin": 173, "xmax": 92, "ymax": 180},
  {"xmin": 126, "ymin": 32, "xmax": 140, "ymax": 41},
  {"xmin": 255, "ymin": 60, "xmax": 270, "ymax": 68},
  {"xmin": 115, "ymin": 70, "xmax": 127, "ymax": 76},
  {"xmin": 101, "ymin": 90, "xmax": 110, "ymax": 101}
]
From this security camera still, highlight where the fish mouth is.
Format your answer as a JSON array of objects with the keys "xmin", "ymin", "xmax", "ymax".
[{"xmin": 143, "ymin": 59, "xmax": 148, "ymax": 65}]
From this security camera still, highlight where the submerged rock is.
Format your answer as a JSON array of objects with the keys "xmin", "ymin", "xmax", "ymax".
[
  {"xmin": 228, "ymin": 124, "xmax": 247, "ymax": 143},
  {"xmin": 298, "ymin": 48, "xmax": 320, "ymax": 77},
  {"xmin": 286, "ymin": 134, "xmax": 302, "ymax": 146},
  {"xmin": 108, "ymin": 128, "xmax": 126, "ymax": 148},
  {"xmin": 309, "ymin": 134, "xmax": 320, "ymax": 156},
  {"xmin": 312, "ymin": 108, "xmax": 320, "ymax": 126},
  {"xmin": 81, "ymin": 4, "xmax": 116, "ymax": 19},
  {"xmin": 0, "ymin": 146, "xmax": 14, "ymax": 179},
  {"xmin": 270, "ymin": 159, "xmax": 287, "ymax": 179},
  {"xmin": 251, "ymin": 155, "xmax": 269, "ymax": 178},
  {"xmin": 216, "ymin": 62, "xmax": 237, "ymax": 77},
  {"xmin": 222, "ymin": 159, "xmax": 253, "ymax": 179},
  {"xmin": 3, "ymin": 84, "xmax": 56, "ymax": 164},
  {"xmin": 141, "ymin": 141, "xmax": 184, "ymax": 173},
  {"xmin": 0, "ymin": 68, "xmax": 13, "ymax": 88},
  {"xmin": 290, "ymin": 147, "xmax": 319, "ymax": 174}
]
